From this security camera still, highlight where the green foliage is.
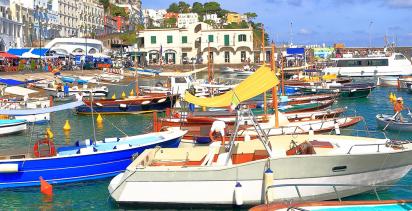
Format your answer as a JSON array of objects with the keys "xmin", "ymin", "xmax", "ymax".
[
  {"xmin": 120, "ymin": 31, "xmax": 137, "ymax": 45},
  {"xmin": 223, "ymin": 21, "xmax": 249, "ymax": 29},
  {"xmin": 203, "ymin": 2, "xmax": 221, "ymax": 13},
  {"xmin": 99, "ymin": 0, "xmax": 110, "ymax": 10},
  {"xmin": 192, "ymin": 2, "xmax": 204, "ymax": 14},
  {"xmin": 167, "ymin": 3, "xmax": 180, "ymax": 13},
  {"xmin": 178, "ymin": 1, "xmax": 191, "ymax": 13},
  {"xmin": 244, "ymin": 12, "xmax": 257, "ymax": 22},
  {"xmin": 164, "ymin": 17, "xmax": 177, "ymax": 28},
  {"xmin": 111, "ymin": 5, "xmax": 127, "ymax": 18}
]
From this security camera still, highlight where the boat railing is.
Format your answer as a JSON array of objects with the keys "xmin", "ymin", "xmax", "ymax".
[
  {"xmin": 329, "ymin": 128, "xmax": 388, "ymax": 139},
  {"xmin": 264, "ymin": 183, "xmax": 412, "ymax": 205}
]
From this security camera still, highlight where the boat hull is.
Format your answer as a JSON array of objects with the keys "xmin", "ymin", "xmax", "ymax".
[
  {"xmin": 0, "ymin": 120, "xmax": 26, "ymax": 135},
  {"xmin": 109, "ymin": 150, "xmax": 412, "ymax": 205},
  {"xmin": 14, "ymin": 113, "xmax": 50, "ymax": 124},
  {"xmin": 376, "ymin": 114, "xmax": 412, "ymax": 131},
  {"xmin": 0, "ymin": 134, "xmax": 182, "ymax": 188}
]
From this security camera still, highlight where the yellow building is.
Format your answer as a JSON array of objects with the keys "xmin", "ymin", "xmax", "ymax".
[{"xmin": 226, "ymin": 13, "xmax": 242, "ymax": 24}]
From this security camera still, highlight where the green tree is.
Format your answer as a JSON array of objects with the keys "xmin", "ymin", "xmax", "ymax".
[
  {"xmin": 244, "ymin": 12, "xmax": 257, "ymax": 22},
  {"xmin": 111, "ymin": 5, "xmax": 127, "ymax": 17},
  {"xmin": 204, "ymin": 2, "xmax": 221, "ymax": 14},
  {"xmin": 167, "ymin": 3, "xmax": 179, "ymax": 13},
  {"xmin": 99, "ymin": 0, "xmax": 110, "ymax": 11},
  {"xmin": 178, "ymin": 1, "xmax": 191, "ymax": 13},
  {"xmin": 164, "ymin": 17, "xmax": 177, "ymax": 28},
  {"xmin": 192, "ymin": 2, "xmax": 204, "ymax": 14}
]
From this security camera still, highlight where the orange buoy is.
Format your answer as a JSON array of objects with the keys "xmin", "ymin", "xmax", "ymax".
[{"xmin": 39, "ymin": 176, "xmax": 53, "ymax": 195}]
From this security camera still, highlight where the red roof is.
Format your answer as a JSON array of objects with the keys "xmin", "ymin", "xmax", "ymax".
[{"xmin": 0, "ymin": 52, "xmax": 19, "ymax": 59}]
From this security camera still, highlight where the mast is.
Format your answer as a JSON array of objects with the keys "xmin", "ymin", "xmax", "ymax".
[
  {"xmin": 208, "ymin": 41, "xmax": 212, "ymax": 83},
  {"xmin": 281, "ymin": 52, "xmax": 285, "ymax": 96},
  {"xmin": 271, "ymin": 42, "xmax": 279, "ymax": 128},
  {"xmin": 261, "ymin": 25, "xmax": 267, "ymax": 119}
]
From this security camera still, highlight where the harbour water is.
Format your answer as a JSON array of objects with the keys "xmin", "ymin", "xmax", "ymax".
[{"xmin": 1, "ymin": 74, "xmax": 412, "ymax": 210}]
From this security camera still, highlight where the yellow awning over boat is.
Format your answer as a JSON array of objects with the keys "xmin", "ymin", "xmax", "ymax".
[{"xmin": 184, "ymin": 65, "xmax": 279, "ymax": 107}]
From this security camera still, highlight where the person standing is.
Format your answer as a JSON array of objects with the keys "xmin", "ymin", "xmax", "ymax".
[{"xmin": 393, "ymin": 97, "xmax": 404, "ymax": 122}]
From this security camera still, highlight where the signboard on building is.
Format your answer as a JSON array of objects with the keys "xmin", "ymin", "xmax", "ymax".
[
  {"xmin": 0, "ymin": 0, "xmax": 10, "ymax": 7},
  {"xmin": 314, "ymin": 48, "xmax": 334, "ymax": 59}
]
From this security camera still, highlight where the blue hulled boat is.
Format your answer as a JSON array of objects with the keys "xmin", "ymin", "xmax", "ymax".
[{"xmin": 0, "ymin": 130, "xmax": 186, "ymax": 188}]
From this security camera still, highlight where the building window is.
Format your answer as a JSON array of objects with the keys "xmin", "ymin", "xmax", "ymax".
[
  {"xmin": 151, "ymin": 36, "xmax": 156, "ymax": 44},
  {"xmin": 208, "ymin": 34, "xmax": 214, "ymax": 42},
  {"xmin": 241, "ymin": 51, "xmax": 246, "ymax": 62},
  {"xmin": 182, "ymin": 36, "xmax": 187, "ymax": 44},
  {"xmin": 224, "ymin": 51, "xmax": 230, "ymax": 63},
  {"xmin": 167, "ymin": 35, "xmax": 173, "ymax": 44},
  {"xmin": 224, "ymin": 35, "xmax": 229, "ymax": 46},
  {"xmin": 238, "ymin": 34, "xmax": 246, "ymax": 42}
]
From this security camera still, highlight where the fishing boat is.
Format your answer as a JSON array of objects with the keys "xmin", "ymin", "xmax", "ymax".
[
  {"xmin": 300, "ymin": 83, "xmax": 375, "ymax": 99},
  {"xmin": 108, "ymin": 131, "xmax": 412, "ymax": 205},
  {"xmin": 44, "ymin": 85, "xmax": 109, "ymax": 97},
  {"xmin": 75, "ymin": 94, "xmax": 179, "ymax": 114},
  {"xmin": 322, "ymin": 53, "xmax": 412, "ymax": 77},
  {"xmin": 376, "ymin": 113, "xmax": 412, "ymax": 131},
  {"xmin": 0, "ymin": 119, "xmax": 26, "ymax": 135},
  {"xmin": 279, "ymin": 99, "xmax": 335, "ymax": 113},
  {"xmin": 1, "ymin": 97, "xmax": 51, "ymax": 124},
  {"xmin": 244, "ymin": 93, "xmax": 338, "ymax": 108},
  {"xmin": 0, "ymin": 129, "xmax": 185, "ymax": 188}
]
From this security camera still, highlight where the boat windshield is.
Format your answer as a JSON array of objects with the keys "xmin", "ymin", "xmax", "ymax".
[{"xmin": 336, "ymin": 59, "xmax": 388, "ymax": 67}]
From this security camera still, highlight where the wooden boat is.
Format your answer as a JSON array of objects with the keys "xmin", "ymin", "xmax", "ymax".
[
  {"xmin": 376, "ymin": 114, "xmax": 412, "ymax": 131},
  {"xmin": 159, "ymin": 108, "xmax": 346, "ymax": 127},
  {"xmin": 244, "ymin": 93, "xmax": 338, "ymax": 108},
  {"xmin": 300, "ymin": 83, "xmax": 374, "ymax": 99},
  {"xmin": 0, "ymin": 129, "xmax": 185, "ymax": 188},
  {"xmin": 76, "ymin": 94, "xmax": 179, "ymax": 114},
  {"xmin": 109, "ymin": 132, "xmax": 412, "ymax": 205},
  {"xmin": 251, "ymin": 200, "xmax": 412, "ymax": 211},
  {"xmin": 280, "ymin": 99, "xmax": 335, "ymax": 113},
  {"xmin": 284, "ymin": 77, "xmax": 352, "ymax": 86},
  {"xmin": 0, "ymin": 119, "xmax": 26, "ymax": 135}
]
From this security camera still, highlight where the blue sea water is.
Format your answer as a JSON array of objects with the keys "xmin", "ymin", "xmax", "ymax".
[{"xmin": 1, "ymin": 74, "xmax": 412, "ymax": 210}]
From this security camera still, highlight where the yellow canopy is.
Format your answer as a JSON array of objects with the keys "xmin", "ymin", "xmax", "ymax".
[{"xmin": 184, "ymin": 65, "xmax": 279, "ymax": 107}]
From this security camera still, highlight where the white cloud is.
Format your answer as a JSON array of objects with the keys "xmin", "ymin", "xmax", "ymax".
[
  {"xmin": 387, "ymin": 0, "xmax": 412, "ymax": 7},
  {"xmin": 298, "ymin": 28, "xmax": 312, "ymax": 35}
]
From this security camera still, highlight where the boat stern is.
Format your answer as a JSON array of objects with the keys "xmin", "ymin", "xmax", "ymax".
[{"xmin": 108, "ymin": 172, "xmax": 125, "ymax": 201}]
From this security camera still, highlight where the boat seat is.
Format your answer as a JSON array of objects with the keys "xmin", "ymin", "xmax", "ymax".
[
  {"xmin": 113, "ymin": 144, "xmax": 132, "ymax": 150},
  {"xmin": 77, "ymin": 147, "xmax": 97, "ymax": 154},
  {"xmin": 103, "ymin": 137, "xmax": 120, "ymax": 143},
  {"xmin": 75, "ymin": 139, "xmax": 93, "ymax": 147},
  {"xmin": 286, "ymin": 141, "xmax": 316, "ymax": 156}
]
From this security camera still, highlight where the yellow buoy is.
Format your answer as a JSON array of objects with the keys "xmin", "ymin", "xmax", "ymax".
[
  {"xmin": 111, "ymin": 93, "xmax": 116, "ymax": 99},
  {"xmin": 129, "ymin": 89, "xmax": 134, "ymax": 96},
  {"xmin": 121, "ymin": 91, "xmax": 126, "ymax": 99},
  {"xmin": 63, "ymin": 120, "xmax": 71, "ymax": 131},
  {"xmin": 46, "ymin": 128, "xmax": 54, "ymax": 139},
  {"xmin": 96, "ymin": 114, "xmax": 103, "ymax": 123}
]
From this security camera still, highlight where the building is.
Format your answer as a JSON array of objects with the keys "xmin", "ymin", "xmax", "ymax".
[
  {"xmin": 177, "ymin": 13, "xmax": 198, "ymax": 29},
  {"xmin": 110, "ymin": 0, "xmax": 142, "ymax": 30},
  {"xmin": 59, "ymin": 0, "xmax": 78, "ymax": 38},
  {"xmin": 10, "ymin": 0, "xmax": 60, "ymax": 42},
  {"xmin": 203, "ymin": 13, "xmax": 221, "ymax": 24},
  {"xmin": 0, "ymin": 0, "xmax": 23, "ymax": 51},
  {"xmin": 77, "ymin": 0, "xmax": 104, "ymax": 37},
  {"xmin": 45, "ymin": 37, "xmax": 104, "ymax": 55},
  {"xmin": 133, "ymin": 23, "xmax": 254, "ymax": 65},
  {"xmin": 226, "ymin": 12, "xmax": 246, "ymax": 24},
  {"xmin": 142, "ymin": 9, "xmax": 166, "ymax": 28}
]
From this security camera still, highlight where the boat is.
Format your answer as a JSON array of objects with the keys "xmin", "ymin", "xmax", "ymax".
[
  {"xmin": 108, "ymin": 130, "xmax": 412, "ymax": 205},
  {"xmin": 300, "ymin": 83, "xmax": 375, "ymax": 99},
  {"xmin": 0, "ymin": 119, "xmax": 26, "ymax": 135},
  {"xmin": 322, "ymin": 53, "xmax": 412, "ymax": 77},
  {"xmin": 0, "ymin": 98, "xmax": 51, "ymax": 124},
  {"xmin": 244, "ymin": 93, "xmax": 338, "ymax": 108},
  {"xmin": 0, "ymin": 129, "xmax": 186, "ymax": 188},
  {"xmin": 159, "ymin": 108, "xmax": 347, "ymax": 127},
  {"xmin": 75, "ymin": 94, "xmax": 179, "ymax": 114},
  {"xmin": 279, "ymin": 99, "xmax": 335, "ymax": 113},
  {"xmin": 377, "ymin": 76, "xmax": 412, "ymax": 88},
  {"xmin": 251, "ymin": 199, "xmax": 412, "ymax": 211},
  {"xmin": 376, "ymin": 113, "xmax": 412, "ymax": 131},
  {"xmin": 44, "ymin": 85, "xmax": 109, "ymax": 97}
]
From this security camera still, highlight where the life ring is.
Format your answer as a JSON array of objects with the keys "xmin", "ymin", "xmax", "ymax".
[{"xmin": 33, "ymin": 139, "xmax": 56, "ymax": 158}]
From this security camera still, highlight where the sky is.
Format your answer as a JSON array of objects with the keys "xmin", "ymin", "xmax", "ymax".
[{"xmin": 141, "ymin": 0, "xmax": 412, "ymax": 47}]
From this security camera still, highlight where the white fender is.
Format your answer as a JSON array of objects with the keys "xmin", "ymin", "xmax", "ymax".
[{"xmin": 234, "ymin": 182, "xmax": 243, "ymax": 206}]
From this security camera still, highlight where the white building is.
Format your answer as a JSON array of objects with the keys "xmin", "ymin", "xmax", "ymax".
[
  {"xmin": 0, "ymin": 0, "xmax": 23, "ymax": 51},
  {"xmin": 110, "ymin": 0, "xmax": 142, "ymax": 30},
  {"xmin": 203, "ymin": 14, "xmax": 221, "ymax": 24},
  {"xmin": 59, "ymin": 0, "xmax": 78, "ymax": 37},
  {"xmin": 45, "ymin": 37, "xmax": 104, "ymax": 55},
  {"xmin": 134, "ymin": 23, "xmax": 254, "ymax": 65},
  {"xmin": 77, "ymin": 0, "xmax": 104, "ymax": 37},
  {"xmin": 177, "ymin": 13, "xmax": 198, "ymax": 29},
  {"xmin": 142, "ymin": 9, "xmax": 166, "ymax": 28},
  {"xmin": 11, "ymin": 0, "xmax": 60, "ymax": 40}
]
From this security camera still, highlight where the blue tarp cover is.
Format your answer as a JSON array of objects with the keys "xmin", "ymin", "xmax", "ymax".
[
  {"xmin": 286, "ymin": 48, "xmax": 305, "ymax": 55},
  {"xmin": 7, "ymin": 48, "xmax": 31, "ymax": 56},
  {"xmin": 0, "ymin": 101, "xmax": 85, "ymax": 115},
  {"xmin": 0, "ymin": 78, "xmax": 41, "ymax": 86},
  {"xmin": 31, "ymin": 48, "xmax": 49, "ymax": 56}
]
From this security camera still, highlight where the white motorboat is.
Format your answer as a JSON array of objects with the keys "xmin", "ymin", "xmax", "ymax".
[
  {"xmin": 43, "ymin": 85, "xmax": 109, "ymax": 97},
  {"xmin": 377, "ymin": 76, "xmax": 412, "ymax": 88},
  {"xmin": 109, "ymin": 132, "xmax": 412, "ymax": 205},
  {"xmin": 0, "ymin": 119, "xmax": 27, "ymax": 135},
  {"xmin": 0, "ymin": 99, "xmax": 51, "ymax": 124},
  {"xmin": 323, "ymin": 53, "xmax": 412, "ymax": 77}
]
